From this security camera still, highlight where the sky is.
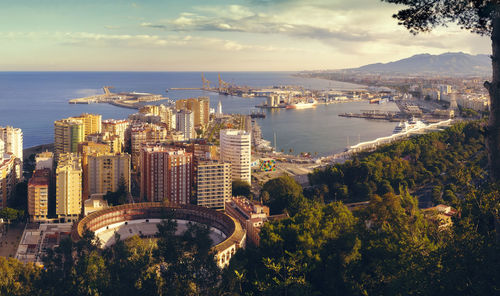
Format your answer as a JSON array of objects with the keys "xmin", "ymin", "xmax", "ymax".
[{"xmin": 0, "ymin": 0, "xmax": 491, "ymax": 71}]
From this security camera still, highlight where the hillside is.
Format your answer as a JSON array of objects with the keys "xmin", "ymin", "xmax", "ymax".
[{"xmin": 350, "ymin": 52, "xmax": 490, "ymax": 75}]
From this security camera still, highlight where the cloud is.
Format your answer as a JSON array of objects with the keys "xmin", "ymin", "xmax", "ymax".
[
  {"xmin": 0, "ymin": 31, "xmax": 301, "ymax": 54},
  {"xmin": 137, "ymin": 2, "xmax": 489, "ymax": 56}
]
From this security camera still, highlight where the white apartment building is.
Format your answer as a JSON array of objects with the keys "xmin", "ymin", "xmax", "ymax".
[
  {"xmin": 0, "ymin": 126, "xmax": 23, "ymax": 161},
  {"xmin": 220, "ymin": 129, "xmax": 251, "ymax": 185},
  {"xmin": 176, "ymin": 109, "xmax": 195, "ymax": 140}
]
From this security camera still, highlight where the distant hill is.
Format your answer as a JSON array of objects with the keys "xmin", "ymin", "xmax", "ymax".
[{"xmin": 349, "ymin": 52, "xmax": 490, "ymax": 76}]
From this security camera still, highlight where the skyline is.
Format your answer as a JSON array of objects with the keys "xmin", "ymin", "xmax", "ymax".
[{"xmin": 0, "ymin": 0, "xmax": 491, "ymax": 71}]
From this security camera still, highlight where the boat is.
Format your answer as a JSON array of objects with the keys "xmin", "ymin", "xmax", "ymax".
[
  {"xmin": 250, "ymin": 111, "xmax": 266, "ymax": 118},
  {"xmin": 286, "ymin": 99, "xmax": 317, "ymax": 109},
  {"xmin": 369, "ymin": 98, "xmax": 387, "ymax": 104}
]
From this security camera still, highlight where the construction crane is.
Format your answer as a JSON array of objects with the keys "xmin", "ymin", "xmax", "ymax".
[
  {"xmin": 103, "ymin": 86, "xmax": 114, "ymax": 96},
  {"xmin": 201, "ymin": 73, "xmax": 211, "ymax": 90}
]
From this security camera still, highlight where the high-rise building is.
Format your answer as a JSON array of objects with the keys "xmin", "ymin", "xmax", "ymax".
[
  {"xmin": 216, "ymin": 100, "xmax": 223, "ymax": 118},
  {"xmin": 55, "ymin": 153, "xmax": 82, "ymax": 222},
  {"xmin": 102, "ymin": 119, "xmax": 129, "ymax": 151},
  {"xmin": 129, "ymin": 123, "xmax": 168, "ymax": 170},
  {"xmin": 87, "ymin": 153, "xmax": 131, "ymax": 198},
  {"xmin": 140, "ymin": 145, "xmax": 193, "ymax": 204},
  {"xmin": 78, "ymin": 142, "xmax": 111, "ymax": 199},
  {"xmin": 0, "ymin": 139, "xmax": 4, "ymax": 158},
  {"xmin": 175, "ymin": 97, "xmax": 210, "ymax": 127},
  {"xmin": 196, "ymin": 161, "xmax": 231, "ymax": 210},
  {"xmin": 220, "ymin": 129, "xmax": 251, "ymax": 185},
  {"xmin": 0, "ymin": 154, "xmax": 17, "ymax": 209},
  {"xmin": 73, "ymin": 113, "xmax": 102, "ymax": 137},
  {"xmin": 28, "ymin": 168, "xmax": 50, "ymax": 222},
  {"xmin": 54, "ymin": 118, "xmax": 84, "ymax": 162},
  {"xmin": 176, "ymin": 109, "xmax": 195, "ymax": 140},
  {"xmin": 0, "ymin": 126, "xmax": 23, "ymax": 161}
]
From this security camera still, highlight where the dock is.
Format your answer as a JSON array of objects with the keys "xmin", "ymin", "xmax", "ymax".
[{"xmin": 339, "ymin": 110, "xmax": 401, "ymax": 121}]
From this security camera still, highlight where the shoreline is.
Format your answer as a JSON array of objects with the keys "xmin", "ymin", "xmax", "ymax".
[{"xmin": 23, "ymin": 143, "xmax": 54, "ymax": 161}]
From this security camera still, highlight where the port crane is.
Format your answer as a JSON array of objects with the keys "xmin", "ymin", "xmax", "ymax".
[
  {"xmin": 201, "ymin": 73, "xmax": 211, "ymax": 90},
  {"xmin": 218, "ymin": 73, "xmax": 231, "ymax": 93}
]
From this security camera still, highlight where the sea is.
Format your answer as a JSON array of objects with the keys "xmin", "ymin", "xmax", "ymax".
[{"xmin": 0, "ymin": 72, "xmax": 399, "ymax": 156}]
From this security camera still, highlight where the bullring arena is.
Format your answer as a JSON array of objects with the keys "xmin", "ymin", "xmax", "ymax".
[{"xmin": 71, "ymin": 202, "xmax": 246, "ymax": 267}]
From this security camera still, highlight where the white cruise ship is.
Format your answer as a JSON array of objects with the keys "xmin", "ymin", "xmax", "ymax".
[
  {"xmin": 393, "ymin": 119, "xmax": 427, "ymax": 134},
  {"xmin": 286, "ymin": 99, "xmax": 317, "ymax": 109}
]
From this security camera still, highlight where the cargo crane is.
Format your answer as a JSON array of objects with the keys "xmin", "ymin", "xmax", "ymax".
[
  {"xmin": 201, "ymin": 73, "xmax": 211, "ymax": 90},
  {"xmin": 218, "ymin": 73, "xmax": 231, "ymax": 94},
  {"xmin": 103, "ymin": 86, "xmax": 114, "ymax": 97}
]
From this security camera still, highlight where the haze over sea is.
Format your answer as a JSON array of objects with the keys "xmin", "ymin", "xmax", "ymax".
[{"xmin": 0, "ymin": 72, "xmax": 398, "ymax": 156}]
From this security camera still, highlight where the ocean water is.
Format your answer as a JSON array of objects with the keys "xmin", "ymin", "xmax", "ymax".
[{"xmin": 0, "ymin": 72, "xmax": 398, "ymax": 156}]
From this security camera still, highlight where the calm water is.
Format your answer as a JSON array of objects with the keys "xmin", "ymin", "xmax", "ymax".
[{"xmin": 0, "ymin": 72, "xmax": 398, "ymax": 156}]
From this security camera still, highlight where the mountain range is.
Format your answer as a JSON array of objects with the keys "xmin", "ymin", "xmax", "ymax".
[{"xmin": 347, "ymin": 52, "xmax": 491, "ymax": 76}]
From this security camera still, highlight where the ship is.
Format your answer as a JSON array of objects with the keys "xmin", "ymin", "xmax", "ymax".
[
  {"xmin": 393, "ymin": 118, "xmax": 427, "ymax": 134},
  {"xmin": 250, "ymin": 111, "xmax": 266, "ymax": 118},
  {"xmin": 286, "ymin": 99, "xmax": 317, "ymax": 109}
]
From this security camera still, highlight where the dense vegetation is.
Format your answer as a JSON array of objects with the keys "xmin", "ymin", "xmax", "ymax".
[
  {"xmin": 309, "ymin": 121, "xmax": 487, "ymax": 206},
  {"xmin": 0, "ymin": 121, "xmax": 498, "ymax": 295}
]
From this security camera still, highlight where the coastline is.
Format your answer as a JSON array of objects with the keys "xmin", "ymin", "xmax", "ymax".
[
  {"xmin": 23, "ymin": 143, "xmax": 54, "ymax": 161},
  {"xmin": 291, "ymin": 73, "xmax": 368, "ymax": 90}
]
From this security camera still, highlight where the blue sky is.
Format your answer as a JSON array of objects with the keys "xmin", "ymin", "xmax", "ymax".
[{"xmin": 0, "ymin": 0, "xmax": 490, "ymax": 71}]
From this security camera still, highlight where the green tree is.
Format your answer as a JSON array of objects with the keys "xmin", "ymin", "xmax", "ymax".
[
  {"xmin": 156, "ymin": 217, "xmax": 221, "ymax": 295},
  {"xmin": 0, "ymin": 257, "xmax": 39, "ymax": 296},
  {"xmin": 0, "ymin": 207, "xmax": 23, "ymax": 222},
  {"xmin": 261, "ymin": 175, "xmax": 306, "ymax": 215},
  {"xmin": 232, "ymin": 180, "xmax": 251, "ymax": 198},
  {"xmin": 381, "ymin": 0, "xmax": 500, "ymax": 180},
  {"xmin": 103, "ymin": 176, "xmax": 128, "ymax": 206}
]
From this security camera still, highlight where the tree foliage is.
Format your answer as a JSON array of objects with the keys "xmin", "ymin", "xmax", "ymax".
[
  {"xmin": 261, "ymin": 174, "xmax": 307, "ymax": 215},
  {"xmin": 232, "ymin": 180, "xmax": 252, "ymax": 199},
  {"xmin": 382, "ymin": 0, "xmax": 496, "ymax": 35}
]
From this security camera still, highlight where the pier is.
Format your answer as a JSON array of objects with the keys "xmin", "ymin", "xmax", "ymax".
[
  {"xmin": 69, "ymin": 87, "xmax": 171, "ymax": 109},
  {"xmin": 339, "ymin": 110, "xmax": 401, "ymax": 121}
]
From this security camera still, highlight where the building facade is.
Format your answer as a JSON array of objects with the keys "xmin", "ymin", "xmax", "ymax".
[
  {"xmin": 176, "ymin": 109, "xmax": 195, "ymax": 140},
  {"xmin": 87, "ymin": 153, "xmax": 131, "ymax": 197},
  {"xmin": 197, "ymin": 161, "xmax": 231, "ymax": 210},
  {"xmin": 28, "ymin": 169, "xmax": 51, "ymax": 222},
  {"xmin": 0, "ymin": 154, "xmax": 17, "ymax": 209},
  {"xmin": 73, "ymin": 113, "xmax": 102, "ymax": 137},
  {"xmin": 0, "ymin": 126, "xmax": 23, "ymax": 161},
  {"xmin": 175, "ymin": 97, "xmax": 210, "ymax": 127},
  {"xmin": 130, "ymin": 123, "xmax": 168, "ymax": 170},
  {"xmin": 220, "ymin": 129, "xmax": 251, "ymax": 184},
  {"xmin": 55, "ymin": 153, "xmax": 82, "ymax": 222},
  {"xmin": 54, "ymin": 118, "xmax": 85, "ymax": 162},
  {"xmin": 102, "ymin": 119, "xmax": 129, "ymax": 151},
  {"xmin": 35, "ymin": 151, "xmax": 54, "ymax": 172},
  {"xmin": 140, "ymin": 145, "xmax": 193, "ymax": 204}
]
